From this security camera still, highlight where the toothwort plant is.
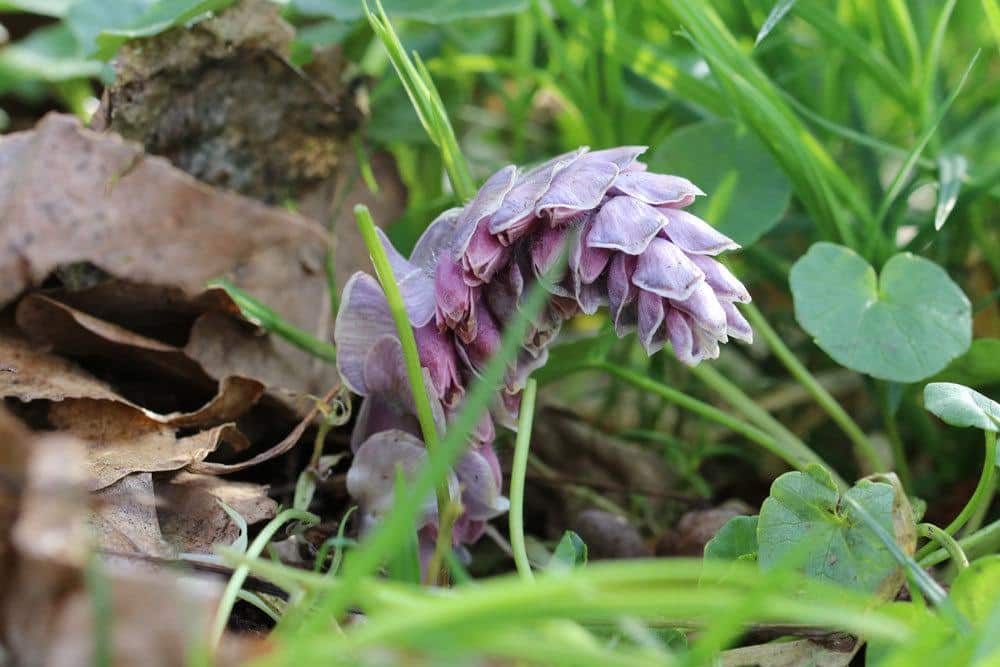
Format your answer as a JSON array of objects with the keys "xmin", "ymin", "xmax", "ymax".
[{"xmin": 335, "ymin": 146, "xmax": 752, "ymax": 556}]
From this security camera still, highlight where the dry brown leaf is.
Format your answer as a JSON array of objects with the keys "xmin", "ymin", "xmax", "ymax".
[
  {"xmin": 48, "ymin": 399, "xmax": 245, "ymax": 491},
  {"xmin": 155, "ymin": 472, "xmax": 277, "ymax": 554},
  {"xmin": 0, "ymin": 326, "xmax": 264, "ymax": 427},
  {"xmin": 0, "ymin": 114, "xmax": 330, "ymax": 305},
  {"xmin": 0, "ymin": 325, "xmax": 120, "ymax": 402},
  {"xmin": 0, "ymin": 406, "xmax": 259, "ymax": 666},
  {"xmin": 189, "ymin": 385, "xmax": 338, "ymax": 475},
  {"xmin": 16, "ymin": 293, "xmax": 218, "ymax": 389},
  {"xmin": 184, "ymin": 311, "xmax": 336, "ymax": 408},
  {"xmin": 92, "ymin": 0, "xmax": 404, "ymax": 290},
  {"xmin": 92, "ymin": 472, "xmax": 172, "ymax": 558},
  {"xmin": 0, "ymin": 113, "xmax": 342, "ymax": 400},
  {"xmin": 44, "ymin": 566, "xmax": 225, "ymax": 667},
  {"xmin": 40, "ymin": 281, "xmax": 240, "ymax": 345}
]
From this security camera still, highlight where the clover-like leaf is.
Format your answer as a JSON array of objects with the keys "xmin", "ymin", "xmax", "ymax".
[
  {"xmin": 924, "ymin": 382, "xmax": 1000, "ymax": 432},
  {"xmin": 790, "ymin": 243, "xmax": 971, "ymax": 383},
  {"xmin": 757, "ymin": 465, "xmax": 906, "ymax": 597},
  {"xmin": 704, "ymin": 515, "xmax": 758, "ymax": 562},
  {"xmin": 649, "ymin": 119, "xmax": 791, "ymax": 246}
]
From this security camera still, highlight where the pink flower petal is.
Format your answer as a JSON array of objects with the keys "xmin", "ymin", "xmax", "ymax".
[
  {"xmin": 334, "ymin": 272, "xmax": 395, "ymax": 395},
  {"xmin": 588, "ymin": 196, "xmax": 668, "ymax": 255},
  {"xmin": 611, "ymin": 171, "xmax": 704, "ymax": 206},
  {"xmin": 632, "ymin": 237, "xmax": 705, "ymax": 300},
  {"xmin": 660, "ymin": 208, "xmax": 740, "ymax": 255}
]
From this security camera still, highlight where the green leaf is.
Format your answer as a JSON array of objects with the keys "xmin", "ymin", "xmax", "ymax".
[
  {"xmin": 704, "ymin": 515, "xmax": 758, "ymax": 562},
  {"xmin": 950, "ymin": 555, "xmax": 1000, "ymax": 626},
  {"xmin": 924, "ymin": 382, "xmax": 1000, "ymax": 432},
  {"xmin": 933, "ymin": 338, "xmax": 1000, "ymax": 388},
  {"xmin": 92, "ymin": 0, "xmax": 238, "ymax": 60},
  {"xmin": 649, "ymin": 119, "xmax": 791, "ymax": 246},
  {"xmin": 65, "ymin": 0, "xmax": 151, "ymax": 55},
  {"xmin": 935, "ymin": 154, "xmax": 967, "ymax": 230},
  {"xmin": 754, "ymin": 0, "xmax": 796, "ymax": 47},
  {"xmin": 548, "ymin": 530, "xmax": 587, "ymax": 571},
  {"xmin": 0, "ymin": 24, "xmax": 104, "ymax": 92},
  {"xmin": 757, "ymin": 465, "xmax": 903, "ymax": 596},
  {"xmin": 790, "ymin": 242, "xmax": 971, "ymax": 383},
  {"xmin": 0, "ymin": 0, "xmax": 72, "ymax": 16},
  {"xmin": 291, "ymin": 0, "xmax": 527, "ymax": 23}
]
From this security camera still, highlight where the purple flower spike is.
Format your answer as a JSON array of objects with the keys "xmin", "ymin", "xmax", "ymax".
[{"xmin": 336, "ymin": 145, "xmax": 752, "ymax": 560}]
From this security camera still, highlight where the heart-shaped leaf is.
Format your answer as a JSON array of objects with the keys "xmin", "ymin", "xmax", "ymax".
[
  {"xmin": 790, "ymin": 243, "xmax": 971, "ymax": 383},
  {"xmin": 649, "ymin": 119, "xmax": 791, "ymax": 246},
  {"xmin": 924, "ymin": 382, "xmax": 1000, "ymax": 432},
  {"xmin": 757, "ymin": 465, "xmax": 906, "ymax": 596}
]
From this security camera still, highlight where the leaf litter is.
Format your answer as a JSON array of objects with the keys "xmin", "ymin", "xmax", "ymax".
[{"xmin": 0, "ymin": 1, "xmax": 402, "ymax": 659}]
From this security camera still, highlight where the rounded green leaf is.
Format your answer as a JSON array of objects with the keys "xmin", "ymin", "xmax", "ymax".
[
  {"xmin": 924, "ymin": 382, "xmax": 1000, "ymax": 432},
  {"xmin": 950, "ymin": 555, "xmax": 1000, "ymax": 626},
  {"xmin": 704, "ymin": 515, "xmax": 758, "ymax": 562},
  {"xmin": 757, "ymin": 466, "xmax": 902, "ymax": 596},
  {"xmin": 648, "ymin": 119, "xmax": 791, "ymax": 246},
  {"xmin": 790, "ymin": 243, "xmax": 971, "ymax": 383}
]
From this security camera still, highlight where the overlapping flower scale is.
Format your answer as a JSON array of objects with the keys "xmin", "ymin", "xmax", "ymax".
[{"xmin": 435, "ymin": 145, "xmax": 752, "ymax": 421}]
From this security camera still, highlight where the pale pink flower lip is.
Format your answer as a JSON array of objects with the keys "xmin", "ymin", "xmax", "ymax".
[{"xmin": 334, "ymin": 145, "xmax": 752, "ymax": 556}]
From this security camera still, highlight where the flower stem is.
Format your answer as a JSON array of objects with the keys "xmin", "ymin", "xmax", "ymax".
[
  {"xmin": 916, "ymin": 430, "xmax": 997, "ymax": 560},
  {"xmin": 742, "ymin": 303, "xmax": 885, "ymax": 474},
  {"xmin": 510, "ymin": 379, "xmax": 538, "ymax": 582},
  {"xmin": 878, "ymin": 382, "xmax": 913, "ymax": 490},
  {"xmin": 918, "ymin": 523, "xmax": 969, "ymax": 569},
  {"xmin": 919, "ymin": 518, "xmax": 1000, "ymax": 568},
  {"xmin": 355, "ymin": 204, "xmax": 454, "ymax": 583},
  {"xmin": 594, "ymin": 361, "xmax": 842, "ymax": 486},
  {"xmin": 208, "ymin": 279, "xmax": 338, "ymax": 364},
  {"xmin": 691, "ymin": 364, "xmax": 843, "ymax": 485}
]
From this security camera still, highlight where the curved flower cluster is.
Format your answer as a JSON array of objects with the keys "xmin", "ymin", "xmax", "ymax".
[{"xmin": 335, "ymin": 145, "xmax": 751, "ymax": 554}]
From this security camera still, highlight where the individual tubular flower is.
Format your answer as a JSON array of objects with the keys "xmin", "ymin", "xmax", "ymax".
[{"xmin": 334, "ymin": 272, "xmax": 508, "ymax": 552}]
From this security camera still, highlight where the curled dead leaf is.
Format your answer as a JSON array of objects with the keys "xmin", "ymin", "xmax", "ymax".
[
  {"xmin": 92, "ymin": 472, "xmax": 172, "ymax": 558},
  {"xmin": 48, "ymin": 399, "xmax": 246, "ymax": 491},
  {"xmin": 156, "ymin": 472, "xmax": 277, "ymax": 554},
  {"xmin": 0, "ymin": 326, "xmax": 264, "ymax": 428}
]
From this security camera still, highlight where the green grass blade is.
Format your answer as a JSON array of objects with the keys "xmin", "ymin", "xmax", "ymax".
[{"xmin": 872, "ymin": 51, "xmax": 980, "ymax": 239}]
